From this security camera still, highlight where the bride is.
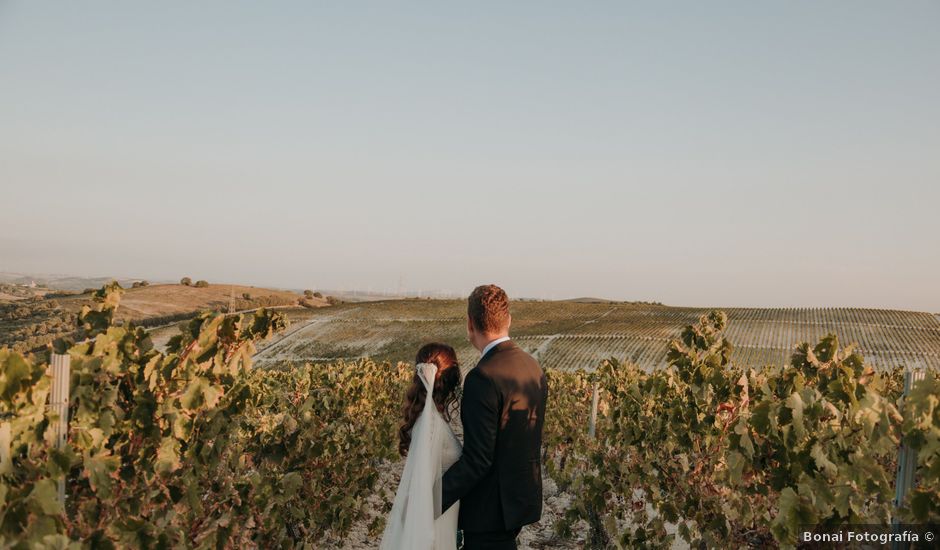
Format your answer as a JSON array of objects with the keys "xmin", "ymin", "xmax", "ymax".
[{"xmin": 381, "ymin": 343, "xmax": 463, "ymax": 550}]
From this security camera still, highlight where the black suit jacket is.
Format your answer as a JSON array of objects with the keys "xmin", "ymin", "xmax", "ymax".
[{"xmin": 441, "ymin": 340, "xmax": 548, "ymax": 533}]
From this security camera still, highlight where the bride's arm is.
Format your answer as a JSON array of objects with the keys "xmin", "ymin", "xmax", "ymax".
[{"xmin": 440, "ymin": 369, "xmax": 499, "ymax": 514}]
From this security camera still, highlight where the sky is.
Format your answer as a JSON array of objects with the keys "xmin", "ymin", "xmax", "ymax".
[{"xmin": 1, "ymin": 2, "xmax": 938, "ymax": 310}]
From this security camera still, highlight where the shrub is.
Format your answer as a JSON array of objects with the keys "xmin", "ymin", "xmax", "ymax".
[
  {"xmin": 195, "ymin": 280, "xmax": 209, "ymax": 288},
  {"xmin": 180, "ymin": 277, "xmax": 192, "ymax": 286},
  {"xmin": 304, "ymin": 290, "xmax": 314, "ymax": 299},
  {"xmin": 313, "ymin": 292, "xmax": 323, "ymax": 299},
  {"xmin": 242, "ymin": 292, "xmax": 252, "ymax": 300}
]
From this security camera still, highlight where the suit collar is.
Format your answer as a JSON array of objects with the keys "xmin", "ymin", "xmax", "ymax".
[
  {"xmin": 480, "ymin": 336, "xmax": 511, "ymax": 359},
  {"xmin": 480, "ymin": 337, "xmax": 515, "ymax": 361}
]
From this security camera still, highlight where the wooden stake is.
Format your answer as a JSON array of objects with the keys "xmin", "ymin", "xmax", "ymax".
[
  {"xmin": 588, "ymin": 382, "xmax": 599, "ymax": 438},
  {"xmin": 49, "ymin": 353, "xmax": 71, "ymax": 506}
]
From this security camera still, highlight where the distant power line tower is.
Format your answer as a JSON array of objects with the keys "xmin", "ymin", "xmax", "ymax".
[{"xmin": 398, "ymin": 275, "xmax": 404, "ymax": 297}]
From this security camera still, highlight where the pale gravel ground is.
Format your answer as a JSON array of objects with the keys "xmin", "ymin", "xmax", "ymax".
[
  {"xmin": 324, "ymin": 414, "xmax": 590, "ymax": 549},
  {"xmin": 324, "ymin": 460, "xmax": 589, "ymax": 549}
]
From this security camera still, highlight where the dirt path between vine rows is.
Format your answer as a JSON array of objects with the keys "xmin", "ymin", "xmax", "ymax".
[
  {"xmin": 253, "ymin": 307, "xmax": 363, "ymax": 361},
  {"xmin": 325, "ymin": 460, "xmax": 590, "ymax": 549},
  {"xmin": 324, "ymin": 414, "xmax": 590, "ymax": 549},
  {"xmin": 320, "ymin": 307, "xmax": 631, "ymax": 548}
]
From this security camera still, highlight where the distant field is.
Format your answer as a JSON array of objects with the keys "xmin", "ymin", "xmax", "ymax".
[
  {"xmin": 56, "ymin": 283, "xmax": 316, "ymax": 322},
  {"xmin": 255, "ymin": 299, "xmax": 940, "ymax": 372},
  {"xmin": 6, "ymin": 286, "xmax": 939, "ymax": 372},
  {"xmin": 0, "ymin": 283, "xmax": 324, "ymax": 353}
]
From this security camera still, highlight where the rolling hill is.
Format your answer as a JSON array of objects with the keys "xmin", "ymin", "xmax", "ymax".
[
  {"xmin": 55, "ymin": 283, "xmax": 322, "ymax": 322},
  {"xmin": 255, "ymin": 299, "xmax": 940, "ymax": 373},
  {"xmin": 0, "ymin": 282, "xmax": 329, "ymax": 353}
]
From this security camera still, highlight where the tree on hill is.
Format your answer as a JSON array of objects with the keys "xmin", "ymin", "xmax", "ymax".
[
  {"xmin": 195, "ymin": 280, "xmax": 209, "ymax": 288},
  {"xmin": 180, "ymin": 277, "xmax": 192, "ymax": 286},
  {"xmin": 313, "ymin": 291, "xmax": 323, "ymax": 298},
  {"xmin": 304, "ymin": 290, "xmax": 314, "ymax": 299}
]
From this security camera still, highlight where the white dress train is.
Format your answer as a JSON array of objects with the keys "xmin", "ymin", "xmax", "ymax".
[{"xmin": 380, "ymin": 363, "xmax": 462, "ymax": 550}]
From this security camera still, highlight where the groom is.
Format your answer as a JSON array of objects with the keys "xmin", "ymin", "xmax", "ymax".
[{"xmin": 441, "ymin": 285, "xmax": 548, "ymax": 550}]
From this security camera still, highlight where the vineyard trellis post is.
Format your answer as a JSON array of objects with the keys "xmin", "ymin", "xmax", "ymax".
[
  {"xmin": 48, "ymin": 353, "xmax": 71, "ymax": 506},
  {"xmin": 588, "ymin": 381, "xmax": 599, "ymax": 438},
  {"xmin": 891, "ymin": 364, "xmax": 925, "ymax": 549}
]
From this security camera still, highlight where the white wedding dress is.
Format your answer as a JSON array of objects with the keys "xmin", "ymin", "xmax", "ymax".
[{"xmin": 380, "ymin": 363, "xmax": 462, "ymax": 550}]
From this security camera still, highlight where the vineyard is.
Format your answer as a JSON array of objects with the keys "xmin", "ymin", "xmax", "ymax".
[
  {"xmin": 542, "ymin": 313, "xmax": 940, "ymax": 547},
  {"xmin": 3, "ymin": 286, "xmax": 939, "ymax": 548},
  {"xmin": 255, "ymin": 299, "xmax": 940, "ymax": 373},
  {"xmin": 0, "ymin": 299, "xmax": 79, "ymax": 354},
  {"xmin": 2, "ymin": 284, "xmax": 410, "ymax": 548}
]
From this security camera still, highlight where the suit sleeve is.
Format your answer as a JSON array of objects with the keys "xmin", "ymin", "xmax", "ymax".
[{"xmin": 440, "ymin": 369, "xmax": 499, "ymax": 514}]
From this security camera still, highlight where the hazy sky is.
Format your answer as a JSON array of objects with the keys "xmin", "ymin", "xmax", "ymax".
[{"xmin": 2, "ymin": 2, "xmax": 938, "ymax": 310}]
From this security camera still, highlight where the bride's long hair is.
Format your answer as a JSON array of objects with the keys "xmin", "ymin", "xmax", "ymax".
[{"xmin": 398, "ymin": 342, "xmax": 461, "ymax": 457}]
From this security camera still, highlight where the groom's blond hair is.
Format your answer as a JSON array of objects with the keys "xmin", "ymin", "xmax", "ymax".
[{"xmin": 468, "ymin": 284, "xmax": 510, "ymax": 334}]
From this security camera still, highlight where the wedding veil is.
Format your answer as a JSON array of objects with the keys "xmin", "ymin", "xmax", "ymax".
[{"xmin": 380, "ymin": 362, "xmax": 445, "ymax": 550}]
